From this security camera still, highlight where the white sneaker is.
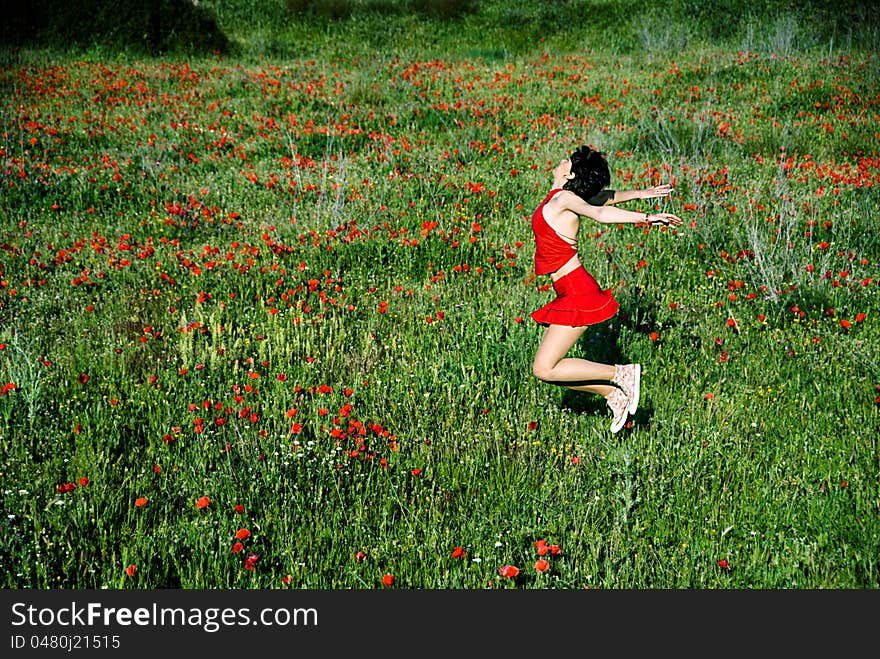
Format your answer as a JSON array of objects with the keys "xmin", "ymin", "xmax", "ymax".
[
  {"xmin": 613, "ymin": 363, "xmax": 641, "ymax": 415},
  {"xmin": 607, "ymin": 388, "xmax": 629, "ymax": 434}
]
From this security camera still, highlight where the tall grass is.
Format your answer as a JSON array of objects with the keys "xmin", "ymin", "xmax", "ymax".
[
  {"xmin": 3, "ymin": 0, "xmax": 877, "ymax": 57},
  {"xmin": 1, "ymin": 1, "xmax": 878, "ymax": 589}
]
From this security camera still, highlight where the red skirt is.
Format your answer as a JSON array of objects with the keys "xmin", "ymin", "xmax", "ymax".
[{"xmin": 531, "ymin": 267, "xmax": 618, "ymax": 327}]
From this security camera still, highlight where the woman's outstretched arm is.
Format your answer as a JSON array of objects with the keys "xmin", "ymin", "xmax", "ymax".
[
  {"xmin": 558, "ymin": 189, "xmax": 683, "ymax": 227},
  {"xmin": 588, "ymin": 184, "xmax": 674, "ymax": 206}
]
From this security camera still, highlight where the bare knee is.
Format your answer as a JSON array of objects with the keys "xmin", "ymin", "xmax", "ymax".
[{"xmin": 532, "ymin": 360, "xmax": 555, "ymax": 382}]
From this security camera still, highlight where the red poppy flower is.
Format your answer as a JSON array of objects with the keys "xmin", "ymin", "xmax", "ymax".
[
  {"xmin": 134, "ymin": 497, "xmax": 148, "ymax": 507},
  {"xmin": 717, "ymin": 559, "xmax": 730, "ymax": 569},
  {"xmin": 498, "ymin": 565, "xmax": 519, "ymax": 578},
  {"xmin": 78, "ymin": 477, "xmax": 89, "ymax": 487},
  {"xmin": 244, "ymin": 554, "xmax": 258, "ymax": 570},
  {"xmin": 233, "ymin": 504, "xmax": 244, "ymax": 514},
  {"xmin": 195, "ymin": 496, "xmax": 210, "ymax": 509},
  {"xmin": 382, "ymin": 574, "xmax": 395, "ymax": 586},
  {"xmin": 78, "ymin": 373, "xmax": 88, "ymax": 384},
  {"xmin": 232, "ymin": 542, "xmax": 244, "ymax": 553},
  {"xmin": 534, "ymin": 559, "xmax": 550, "ymax": 572},
  {"xmin": 235, "ymin": 528, "xmax": 251, "ymax": 540},
  {"xmin": 451, "ymin": 547, "xmax": 466, "ymax": 559},
  {"xmin": 355, "ymin": 551, "xmax": 366, "ymax": 563},
  {"xmin": 125, "ymin": 565, "xmax": 137, "ymax": 578}
]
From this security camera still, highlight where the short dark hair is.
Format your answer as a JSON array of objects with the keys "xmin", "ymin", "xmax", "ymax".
[{"xmin": 563, "ymin": 145, "xmax": 610, "ymax": 201}]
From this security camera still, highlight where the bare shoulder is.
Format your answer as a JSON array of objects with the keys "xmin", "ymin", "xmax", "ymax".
[
  {"xmin": 543, "ymin": 189, "xmax": 575, "ymax": 215},
  {"xmin": 550, "ymin": 189, "xmax": 601, "ymax": 219},
  {"xmin": 543, "ymin": 190, "xmax": 583, "ymax": 235},
  {"xmin": 547, "ymin": 189, "xmax": 578, "ymax": 209}
]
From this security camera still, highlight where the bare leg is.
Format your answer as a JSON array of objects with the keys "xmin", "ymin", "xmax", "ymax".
[{"xmin": 532, "ymin": 324, "xmax": 616, "ymax": 397}]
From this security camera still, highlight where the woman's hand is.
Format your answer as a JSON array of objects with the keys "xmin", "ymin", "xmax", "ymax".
[
  {"xmin": 642, "ymin": 184, "xmax": 674, "ymax": 199},
  {"xmin": 647, "ymin": 212, "xmax": 683, "ymax": 227}
]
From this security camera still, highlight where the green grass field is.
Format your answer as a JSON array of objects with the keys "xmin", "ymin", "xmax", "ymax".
[{"xmin": 1, "ymin": 0, "xmax": 878, "ymax": 589}]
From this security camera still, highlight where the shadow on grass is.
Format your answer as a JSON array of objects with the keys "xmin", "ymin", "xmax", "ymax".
[
  {"xmin": 556, "ymin": 302, "xmax": 660, "ymax": 429},
  {"xmin": 1, "ymin": 0, "xmax": 230, "ymax": 56},
  {"xmin": 557, "ymin": 317, "xmax": 623, "ymax": 414}
]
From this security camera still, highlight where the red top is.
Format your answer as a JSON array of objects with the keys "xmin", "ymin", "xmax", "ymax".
[{"xmin": 532, "ymin": 188, "xmax": 576, "ymax": 275}]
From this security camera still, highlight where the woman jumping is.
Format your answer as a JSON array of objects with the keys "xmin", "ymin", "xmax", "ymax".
[{"xmin": 531, "ymin": 146, "xmax": 683, "ymax": 433}]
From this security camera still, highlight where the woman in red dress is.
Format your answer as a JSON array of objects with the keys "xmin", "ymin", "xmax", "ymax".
[{"xmin": 531, "ymin": 146, "xmax": 682, "ymax": 433}]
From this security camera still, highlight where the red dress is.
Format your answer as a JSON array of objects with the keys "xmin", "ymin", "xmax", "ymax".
[{"xmin": 531, "ymin": 189, "xmax": 619, "ymax": 327}]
